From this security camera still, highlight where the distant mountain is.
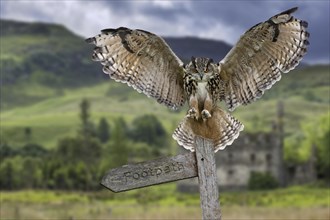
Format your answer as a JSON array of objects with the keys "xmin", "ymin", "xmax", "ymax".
[
  {"xmin": 1, "ymin": 19, "xmax": 103, "ymax": 87},
  {"xmin": 164, "ymin": 37, "xmax": 231, "ymax": 62},
  {"xmin": 1, "ymin": 19, "xmax": 75, "ymax": 37}
]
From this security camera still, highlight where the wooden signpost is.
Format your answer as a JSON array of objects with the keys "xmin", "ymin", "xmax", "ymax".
[{"xmin": 101, "ymin": 136, "xmax": 222, "ymax": 220}]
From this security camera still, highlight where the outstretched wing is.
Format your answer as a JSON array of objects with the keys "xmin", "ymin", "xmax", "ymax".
[
  {"xmin": 218, "ymin": 7, "xmax": 309, "ymax": 111},
  {"xmin": 86, "ymin": 27, "xmax": 186, "ymax": 109}
]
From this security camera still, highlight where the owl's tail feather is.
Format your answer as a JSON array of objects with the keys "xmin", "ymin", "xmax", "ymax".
[{"xmin": 172, "ymin": 107, "xmax": 244, "ymax": 152}]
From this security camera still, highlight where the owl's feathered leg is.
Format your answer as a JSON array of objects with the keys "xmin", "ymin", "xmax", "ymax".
[
  {"xmin": 187, "ymin": 92, "xmax": 214, "ymax": 120},
  {"xmin": 201, "ymin": 92, "xmax": 212, "ymax": 120},
  {"xmin": 187, "ymin": 94, "xmax": 199, "ymax": 120},
  {"xmin": 173, "ymin": 106, "xmax": 244, "ymax": 152}
]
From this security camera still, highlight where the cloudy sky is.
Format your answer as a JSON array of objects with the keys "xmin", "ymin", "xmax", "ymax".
[{"xmin": 1, "ymin": 0, "xmax": 329, "ymax": 64}]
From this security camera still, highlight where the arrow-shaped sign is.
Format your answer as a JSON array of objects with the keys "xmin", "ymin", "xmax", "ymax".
[{"xmin": 101, "ymin": 152, "xmax": 197, "ymax": 192}]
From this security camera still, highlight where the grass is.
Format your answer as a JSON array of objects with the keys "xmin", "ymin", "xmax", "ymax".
[
  {"xmin": 1, "ymin": 203, "xmax": 329, "ymax": 220},
  {"xmin": 0, "ymin": 186, "xmax": 329, "ymax": 219}
]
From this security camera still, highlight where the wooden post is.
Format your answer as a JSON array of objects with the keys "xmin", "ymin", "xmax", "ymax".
[{"xmin": 195, "ymin": 136, "xmax": 221, "ymax": 220}]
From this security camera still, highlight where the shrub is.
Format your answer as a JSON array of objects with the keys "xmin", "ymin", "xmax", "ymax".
[{"xmin": 248, "ymin": 171, "xmax": 279, "ymax": 190}]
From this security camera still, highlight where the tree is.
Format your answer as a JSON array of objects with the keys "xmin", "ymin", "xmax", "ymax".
[
  {"xmin": 105, "ymin": 118, "xmax": 129, "ymax": 168},
  {"xmin": 53, "ymin": 167, "xmax": 72, "ymax": 189},
  {"xmin": 129, "ymin": 114, "xmax": 168, "ymax": 155},
  {"xmin": 19, "ymin": 143, "xmax": 48, "ymax": 157},
  {"xmin": 301, "ymin": 113, "xmax": 330, "ymax": 180},
  {"xmin": 0, "ymin": 159, "xmax": 15, "ymax": 189},
  {"xmin": 78, "ymin": 98, "xmax": 96, "ymax": 138},
  {"xmin": 53, "ymin": 135, "xmax": 102, "ymax": 190},
  {"xmin": 42, "ymin": 157, "xmax": 61, "ymax": 189},
  {"xmin": 0, "ymin": 157, "xmax": 22, "ymax": 189},
  {"xmin": 284, "ymin": 132, "xmax": 307, "ymax": 164},
  {"xmin": 0, "ymin": 143, "xmax": 16, "ymax": 158},
  {"xmin": 21, "ymin": 157, "xmax": 43, "ymax": 188},
  {"xmin": 24, "ymin": 127, "xmax": 32, "ymax": 141},
  {"xmin": 97, "ymin": 117, "xmax": 110, "ymax": 143},
  {"xmin": 80, "ymin": 98, "xmax": 90, "ymax": 126},
  {"xmin": 71, "ymin": 162, "xmax": 92, "ymax": 190},
  {"xmin": 117, "ymin": 117, "xmax": 129, "ymax": 136},
  {"xmin": 286, "ymin": 113, "xmax": 330, "ymax": 180},
  {"xmin": 56, "ymin": 136, "xmax": 102, "ymax": 166},
  {"xmin": 129, "ymin": 142, "xmax": 154, "ymax": 162},
  {"xmin": 248, "ymin": 172, "xmax": 279, "ymax": 190}
]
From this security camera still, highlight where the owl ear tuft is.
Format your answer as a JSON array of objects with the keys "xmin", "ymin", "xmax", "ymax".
[
  {"xmin": 278, "ymin": 7, "xmax": 298, "ymax": 16},
  {"xmin": 191, "ymin": 56, "xmax": 197, "ymax": 68}
]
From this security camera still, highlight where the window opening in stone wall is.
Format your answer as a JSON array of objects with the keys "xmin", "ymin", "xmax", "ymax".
[
  {"xmin": 250, "ymin": 153, "xmax": 256, "ymax": 163},
  {"xmin": 266, "ymin": 154, "xmax": 272, "ymax": 163},
  {"xmin": 228, "ymin": 153, "xmax": 233, "ymax": 162},
  {"xmin": 228, "ymin": 169, "xmax": 234, "ymax": 176}
]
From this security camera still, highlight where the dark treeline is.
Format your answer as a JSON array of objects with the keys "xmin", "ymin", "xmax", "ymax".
[{"xmin": 0, "ymin": 98, "xmax": 170, "ymax": 190}]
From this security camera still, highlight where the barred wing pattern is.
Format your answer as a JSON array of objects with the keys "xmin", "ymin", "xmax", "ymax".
[
  {"xmin": 219, "ymin": 7, "xmax": 310, "ymax": 111},
  {"xmin": 86, "ymin": 28, "xmax": 186, "ymax": 109}
]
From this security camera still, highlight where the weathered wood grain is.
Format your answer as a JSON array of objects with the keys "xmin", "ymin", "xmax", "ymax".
[
  {"xmin": 195, "ymin": 136, "xmax": 221, "ymax": 220},
  {"xmin": 101, "ymin": 152, "xmax": 197, "ymax": 192}
]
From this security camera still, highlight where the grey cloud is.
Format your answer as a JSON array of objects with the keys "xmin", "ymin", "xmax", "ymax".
[
  {"xmin": 0, "ymin": 0, "xmax": 328, "ymax": 64},
  {"xmin": 141, "ymin": 5, "xmax": 189, "ymax": 22},
  {"xmin": 179, "ymin": 1, "xmax": 329, "ymax": 64},
  {"xmin": 298, "ymin": 3, "xmax": 330, "ymax": 63}
]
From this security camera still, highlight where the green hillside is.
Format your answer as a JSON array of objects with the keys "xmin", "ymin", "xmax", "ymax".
[
  {"xmin": 1, "ymin": 20, "xmax": 105, "ymax": 109},
  {"xmin": 1, "ymin": 65, "xmax": 329, "ymax": 149}
]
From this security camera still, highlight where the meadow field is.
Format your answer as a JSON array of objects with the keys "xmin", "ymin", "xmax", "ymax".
[{"xmin": 1, "ymin": 185, "xmax": 329, "ymax": 219}]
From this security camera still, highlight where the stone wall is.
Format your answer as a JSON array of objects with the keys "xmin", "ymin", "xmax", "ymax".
[{"xmin": 215, "ymin": 132, "xmax": 282, "ymax": 189}]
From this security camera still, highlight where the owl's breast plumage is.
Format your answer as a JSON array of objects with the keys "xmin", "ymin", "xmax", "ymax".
[{"xmin": 196, "ymin": 82, "xmax": 208, "ymax": 102}]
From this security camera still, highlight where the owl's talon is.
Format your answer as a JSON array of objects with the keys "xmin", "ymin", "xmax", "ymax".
[
  {"xmin": 187, "ymin": 108, "xmax": 199, "ymax": 119},
  {"xmin": 201, "ymin": 109, "xmax": 211, "ymax": 120}
]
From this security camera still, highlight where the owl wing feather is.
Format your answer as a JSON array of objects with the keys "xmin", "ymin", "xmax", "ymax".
[
  {"xmin": 218, "ymin": 7, "xmax": 309, "ymax": 111},
  {"xmin": 86, "ymin": 27, "xmax": 186, "ymax": 109}
]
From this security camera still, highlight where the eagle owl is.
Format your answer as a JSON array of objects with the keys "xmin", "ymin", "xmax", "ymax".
[{"xmin": 86, "ymin": 7, "xmax": 309, "ymax": 152}]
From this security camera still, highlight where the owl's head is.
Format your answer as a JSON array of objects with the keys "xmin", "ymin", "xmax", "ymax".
[{"xmin": 185, "ymin": 57, "xmax": 216, "ymax": 81}]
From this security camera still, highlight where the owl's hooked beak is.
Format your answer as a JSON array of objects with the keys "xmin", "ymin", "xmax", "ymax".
[{"xmin": 199, "ymin": 73, "xmax": 204, "ymax": 80}]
